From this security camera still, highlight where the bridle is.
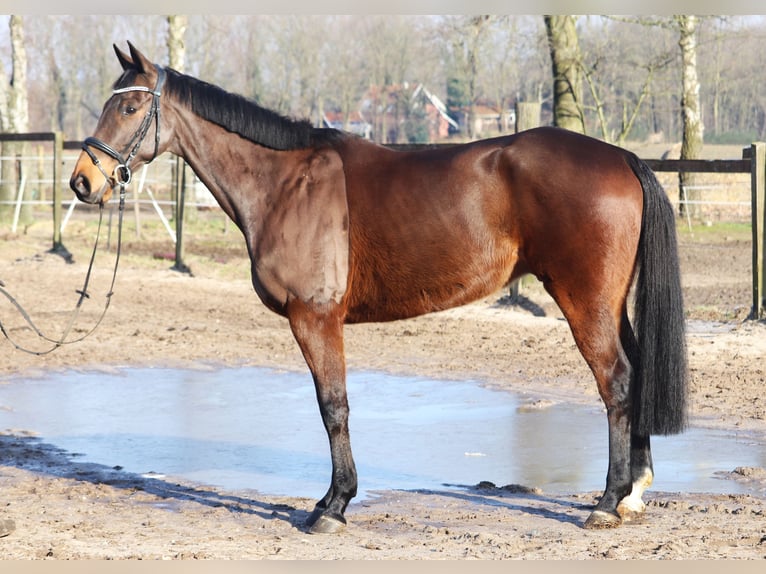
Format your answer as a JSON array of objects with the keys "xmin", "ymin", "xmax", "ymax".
[
  {"xmin": 82, "ymin": 64, "xmax": 167, "ymax": 188},
  {"xmin": 0, "ymin": 65, "xmax": 167, "ymax": 356}
]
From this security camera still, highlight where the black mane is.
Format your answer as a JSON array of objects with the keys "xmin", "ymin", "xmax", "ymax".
[{"xmin": 154, "ymin": 67, "xmax": 343, "ymax": 150}]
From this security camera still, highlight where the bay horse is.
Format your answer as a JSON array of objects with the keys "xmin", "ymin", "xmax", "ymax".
[{"xmin": 70, "ymin": 43, "xmax": 687, "ymax": 533}]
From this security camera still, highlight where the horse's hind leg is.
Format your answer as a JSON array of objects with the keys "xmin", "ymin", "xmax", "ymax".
[
  {"xmin": 617, "ymin": 434, "xmax": 653, "ymax": 521},
  {"xmin": 286, "ymin": 298, "xmax": 357, "ymax": 534},
  {"xmin": 615, "ymin": 317, "xmax": 654, "ymax": 521},
  {"xmin": 546, "ymin": 287, "xmax": 635, "ymax": 529}
]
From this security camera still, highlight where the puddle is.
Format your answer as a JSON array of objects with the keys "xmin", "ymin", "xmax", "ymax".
[{"xmin": 0, "ymin": 367, "xmax": 764, "ymax": 499}]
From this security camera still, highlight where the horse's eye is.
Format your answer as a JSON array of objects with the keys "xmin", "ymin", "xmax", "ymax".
[{"xmin": 123, "ymin": 105, "xmax": 137, "ymax": 116}]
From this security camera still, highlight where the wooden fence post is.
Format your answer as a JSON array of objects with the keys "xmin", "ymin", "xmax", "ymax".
[
  {"xmin": 172, "ymin": 156, "xmax": 191, "ymax": 274},
  {"xmin": 509, "ymin": 101, "xmax": 542, "ymax": 299},
  {"xmin": 751, "ymin": 142, "xmax": 766, "ymax": 319},
  {"xmin": 49, "ymin": 131, "xmax": 72, "ymax": 262},
  {"xmin": 52, "ymin": 131, "xmax": 62, "ymax": 248},
  {"xmin": 515, "ymin": 102, "xmax": 541, "ymax": 133}
]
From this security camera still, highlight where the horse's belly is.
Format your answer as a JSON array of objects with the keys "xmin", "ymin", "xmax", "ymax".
[{"xmin": 344, "ymin": 250, "xmax": 517, "ymax": 323}]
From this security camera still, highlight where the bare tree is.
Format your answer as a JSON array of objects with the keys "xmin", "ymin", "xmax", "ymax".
[
  {"xmin": 578, "ymin": 17, "xmax": 676, "ymax": 145},
  {"xmin": 8, "ymin": 15, "xmax": 766, "ymax": 154},
  {"xmin": 361, "ymin": 16, "xmax": 419, "ymax": 143},
  {"xmin": 544, "ymin": 15, "xmax": 585, "ymax": 133},
  {"xmin": 322, "ymin": 17, "xmax": 368, "ymax": 133},
  {"xmin": 697, "ymin": 17, "xmax": 766, "ymax": 140},
  {"xmin": 0, "ymin": 49, "xmax": 8, "ymax": 132},
  {"xmin": 1, "ymin": 15, "xmax": 30, "ymax": 220},
  {"xmin": 441, "ymin": 15, "xmax": 494, "ymax": 139},
  {"xmin": 167, "ymin": 15, "xmax": 188, "ymax": 73},
  {"xmin": 602, "ymin": 15, "xmax": 703, "ymax": 214},
  {"xmin": 285, "ymin": 16, "xmax": 327, "ymax": 123},
  {"xmin": 6, "ymin": 15, "xmax": 28, "ymax": 134},
  {"xmin": 479, "ymin": 17, "xmax": 538, "ymax": 135},
  {"xmin": 677, "ymin": 15, "xmax": 704, "ymax": 217},
  {"xmin": 259, "ymin": 15, "xmax": 328, "ymax": 121}
]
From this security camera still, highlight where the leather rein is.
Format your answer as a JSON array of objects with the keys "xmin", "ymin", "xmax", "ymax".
[{"xmin": 0, "ymin": 65, "xmax": 167, "ymax": 355}]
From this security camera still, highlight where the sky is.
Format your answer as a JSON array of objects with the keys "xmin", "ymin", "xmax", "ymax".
[{"xmin": 3, "ymin": 0, "xmax": 766, "ymax": 16}]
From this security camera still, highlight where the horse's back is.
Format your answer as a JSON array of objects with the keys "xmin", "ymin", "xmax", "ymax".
[
  {"xmin": 337, "ymin": 128, "xmax": 643, "ymax": 322},
  {"xmin": 339, "ymin": 137, "xmax": 520, "ymax": 321}
]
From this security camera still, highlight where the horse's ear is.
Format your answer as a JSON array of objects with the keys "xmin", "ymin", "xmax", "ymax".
[
  {"xmin": 127, "ymin": 41, "xmax": 153, "ymax": 75},
  {"xmin": 114, "ymin": 43, "xmax": 134, "ymax": 71}
]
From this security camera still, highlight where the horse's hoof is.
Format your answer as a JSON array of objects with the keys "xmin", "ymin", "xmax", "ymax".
[
  {"xmin": 617, "ymin": 498, "xmax": 646, "ymax": 523},
  {"xmin": 305, "ymin": 506, "xmax": 324, "ymax": 528},
  {"xmin": 583, "ymin": 510, "xmax": 622, "ymax": 529},
  {"xmin": 0, "ymin": 518, "xmax": 15, "ymax": 538},
  {"xmin": 308, "ymin": 514, "xmax": 347, "ymax": 534}
]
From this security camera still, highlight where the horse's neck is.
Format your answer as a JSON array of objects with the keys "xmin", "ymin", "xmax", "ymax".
[
  {"xmin": 172, "ymin": 117, "xmax": 280, "ymax": 231},
  {"xmin": 168, "ymin": 111, "xmax": 350, "ymax": 313}
]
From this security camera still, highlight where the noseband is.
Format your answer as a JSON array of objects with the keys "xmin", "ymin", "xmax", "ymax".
[
  {"xmin": 82, "ymin": 65, "xmax": 167, "ymax": 187},
  {"xmin": 1, "ymin": 67, "xmax": 167, "ymax": 355}
]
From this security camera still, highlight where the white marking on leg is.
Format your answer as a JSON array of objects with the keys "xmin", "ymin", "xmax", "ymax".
[{"xmin": 617, "ymin": 467, "xmax": 653, "ymax": 517}]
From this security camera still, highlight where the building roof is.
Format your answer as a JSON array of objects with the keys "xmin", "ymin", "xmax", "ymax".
[{"xmin": 411, "ymin": 84, "xmax": 459, "ymax": 130}]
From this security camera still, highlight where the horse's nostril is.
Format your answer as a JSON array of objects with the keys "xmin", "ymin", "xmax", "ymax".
[{"xmin": 70, "ymin": 174, "xmax": 91, "ymax": 197}]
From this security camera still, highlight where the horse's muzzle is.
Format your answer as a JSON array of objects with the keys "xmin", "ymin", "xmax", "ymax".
[{"xmin": 70, "ymin": 161, "xmax": 114, "ymax": 205}]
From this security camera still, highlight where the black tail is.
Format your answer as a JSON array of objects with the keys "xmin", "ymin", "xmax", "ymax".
[{"xmin": 626, "ymin": 152, "xmax": 688, "ymax": 436}]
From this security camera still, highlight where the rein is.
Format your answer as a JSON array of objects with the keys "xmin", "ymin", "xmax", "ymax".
[
  {"xmin": 0, "ymin": 188, "xmax": 126, "ymax": 355},
  {"xmin": 0, "ymin": 65, "xmax": 166, "ymax": 355}
]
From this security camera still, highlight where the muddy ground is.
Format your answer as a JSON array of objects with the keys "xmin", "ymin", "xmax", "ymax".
[{"xmin": 0, "ymin": 213, "xmax": 765, "ymax": 559}]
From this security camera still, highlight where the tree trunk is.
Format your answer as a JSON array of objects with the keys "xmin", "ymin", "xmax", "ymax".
[
  {"xmin": 466, "ymin": 17, "xmax": 490, "ymax": 140},
  {"xmin": 8, "ymin": 16, "xmax": 29, "ymax": 133},
  {"xmin": 544, "ymin": 15, "xmax": 585, "ymax": 134},
  {"xmin": 677, "ymin": 15, "xmax": 704, "ymax": 219},
  {"xmin": 0, "ymin": 59, "xmax": 9, "ymax": 131},
  {"xmin": 167, "ymin": 15, "xmax": 188, "ymax": 73},
  {"xmin": 1, "ymin": 15, "xmax": 30, "ymax": 222}
]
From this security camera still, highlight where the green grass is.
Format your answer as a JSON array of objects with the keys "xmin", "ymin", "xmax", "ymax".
[{"xmin": 677, "ymin": 220, "xmax": 752, "ymax": 242}]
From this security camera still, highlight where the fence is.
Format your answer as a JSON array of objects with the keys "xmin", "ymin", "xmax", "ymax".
[
  {"xmin": 0, "ymin": 132, "xmax": 65, "ymax": 253},
  {"xmin": 644, "ymin": 145, "xmax": 766, "ymax": 319},
  {"xmin": 0, "ymin": 133, "xmax": 209, "ymax": 270},
  {"xmin": 2, "ymin": 133, "xmax": 766, "ymax": 317}
]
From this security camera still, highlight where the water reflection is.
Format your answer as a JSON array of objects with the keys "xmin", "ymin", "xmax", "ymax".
[{"xmin": 0, "ymin": 367, "xmax": 763, "ymax": 499}]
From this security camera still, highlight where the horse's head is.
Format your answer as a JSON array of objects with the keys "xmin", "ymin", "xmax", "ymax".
[{"xmin": 70, "ymin": 42, "xmax": 168, "ymax": 205}]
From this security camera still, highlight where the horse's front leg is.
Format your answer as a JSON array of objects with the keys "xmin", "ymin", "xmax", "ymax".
[{"xmin": 286, "ymin": 298, "xmax": 357, "ymax": 534}]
